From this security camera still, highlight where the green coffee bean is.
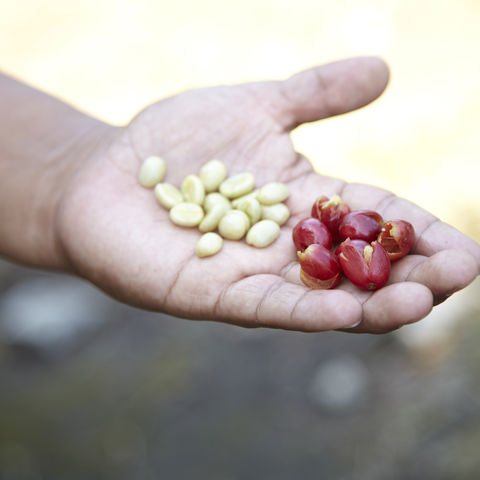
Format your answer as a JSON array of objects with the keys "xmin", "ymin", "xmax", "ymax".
[
  {"xmin": 261, "ymin": 203, "xmax": 290, "ymax": 225},
  {"xmin": 246, "ymin": 220, "xmax": 280, "ymax": 248},
  {"xmin": 257, "ymin": 182, "xmax": 289, "ymax": 205},
  {"xmin": 231, "ymin": 189, "xmax": 259, "ymax": 208},
  {"xmin": 218, "ymin": 210, "xmax": 250, "ymax": 240},
  {"xmin": 236, "ymin": 197, "xmax": 261, "ymax": 224},
  {"xmin": 219, "ymin": 173, "xmax": 255, "ymax": 199},
  {"xmin": 198, "ymin": 159, "xmax": 228, "ymax": 192},
  {"xmin": 203, "ymin": 192, "xmax": 231, "ymax": 213},
  {"xmin": 199, "ymin": 204, "xmax": 228, "ymax": 233},
  {"xmin": 154, "ymin": 183, "xmax": 183, "ymax": 210},
  {"xmin": 138, "ymin": 156, "xmax": 166, "ymax": 188},
  {"xmin": 196, "ymin": 232, "xmax": 223, "ymax": 257},
  {"xmin": 181, "ymin": 174, "xmax": 205, "ymax": 205},
  {"xmin": 170, "ymin": 202, "xmax": 204, "ymax": 227}
]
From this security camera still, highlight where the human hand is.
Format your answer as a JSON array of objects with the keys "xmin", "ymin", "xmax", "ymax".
[{"xmin": 56, "ymin": 57, "xmax": 480, "ymax": 333}]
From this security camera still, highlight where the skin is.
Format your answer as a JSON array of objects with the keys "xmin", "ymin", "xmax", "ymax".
[{"xmin": 1, "ymin": 57, "xmax": 479, "ymax": 334}]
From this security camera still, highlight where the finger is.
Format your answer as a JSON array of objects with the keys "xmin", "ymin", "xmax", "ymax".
[
  {"xmin": 388, "ymin": 254, "xmax": 428, "ymax": 283},
  {"xmin": 347, "ymin": 282, "xmax": 433, "ymax": 334},
  {"xmin": 406, "ymin": 249, "xmax": 478, "ymax": 303},
  {"xmin": 341, "ymin": 183, "xmax": 480, "ymax": 273},
  {"xmin": 271, "ymin": 56, "xmax": 390, "ymax": 131},
  {"xmin": 415, "ymin": 220, "xmax": 480, "ymax": 271},
  {"xmin": 341, "ymin": 184, "xmax": 438, "ymax": 232},
  {"xmin": 215, "ymin": 274, "xmax": 362, "ymax": 332}
]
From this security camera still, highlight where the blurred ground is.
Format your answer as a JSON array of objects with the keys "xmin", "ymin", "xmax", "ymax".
[
  {"xmin": 0, "ymin": 262, "xmax": 479, "ymax": 479},
  {"xmin": 1, "ymin": 1, "xmax": 480, "ymax": 479}
]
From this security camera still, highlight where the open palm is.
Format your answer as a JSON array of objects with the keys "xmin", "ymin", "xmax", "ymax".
[{"xmin": 58, "ymin": 57, "xmax": 480, "ymax": 333}]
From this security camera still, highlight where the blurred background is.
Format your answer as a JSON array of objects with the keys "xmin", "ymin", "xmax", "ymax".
[{"xmin": 1, "ymin": 1, "xmax": 479, "ymax": 479}]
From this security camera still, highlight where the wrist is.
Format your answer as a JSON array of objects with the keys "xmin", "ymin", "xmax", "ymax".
[
  {"xmin": 2, "ymin": 120, "xmax": 119, "ymax": 270},
  {"xmin": 0, "ymin": 72, "xmax": 121, "ymax": 269},
  {"xmin": 49, "ymin": 122, "xmax": 121, "ymax": 271}
]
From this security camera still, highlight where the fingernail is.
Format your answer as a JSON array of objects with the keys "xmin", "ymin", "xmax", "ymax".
[{"xmin": 344, "ymin": 319, "xmax": 362, "ymax": 329}]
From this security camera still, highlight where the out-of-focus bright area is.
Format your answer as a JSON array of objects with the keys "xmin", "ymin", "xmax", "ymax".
[
  {"xmin": 2, "ymin": 0, "xmax": 479, "ymax": 239},
  {"xmin": 0, "ymin": 1, "xmax": 479, "ymax": 479}
]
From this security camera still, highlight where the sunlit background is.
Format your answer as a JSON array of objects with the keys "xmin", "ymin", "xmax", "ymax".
[{"xmin": 1, "ymin": 1, "xmax": 479, "ymax": 479}]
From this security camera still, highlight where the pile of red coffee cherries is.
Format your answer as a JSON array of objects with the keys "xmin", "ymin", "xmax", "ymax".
[{"xmin": 292, "ymin": 195, "xmax": 415, "ymax": 291}]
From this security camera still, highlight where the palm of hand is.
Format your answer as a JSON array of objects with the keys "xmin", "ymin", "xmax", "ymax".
[{"xmin": 59, "ymin": 59, "xmax": 480, "ymax": 333}]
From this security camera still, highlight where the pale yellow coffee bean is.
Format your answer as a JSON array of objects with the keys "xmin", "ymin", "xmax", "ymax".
[
  {"xmin": 257, "ymin": 182, "xmax": 289, "ymax": 205},
  {"xmin": 199, "ymin": 204, "xmax": 229, "ymax": 233},
  {"xmin": 261, "ymin": 203, "xmax": 290, "ymax": 226},
  {"xmin": 198, "ymin": 159, "xmax": 228, "ymax": 193},
  {"xmin": 181, "ymin": 174, "xmax": 205, "ymax": 205},
  {"xmin": 195, "ymin": 232, "xmax": 223, "ymax": 258},
  {"xmin": 246, "ymin": 220, "xmax": 280, "ymax": 248},
  {"xmin": 219, "ymin": 173, "xmax": 255, "ymax": 199},
  {"xmin": 138, "ymin": 156, "xmax": 166, "ymax": 188},
  {"xmin": 218, "ymin": 210, "xmax": 250, "ymax": 240},
  {"xmin": 236, "ymin": 198, "xmax": 261, "ymax": 225},
  {"xmin": 203, "ymin": 192, "xmax": 231, "ymax": 213},
  {"xmin": 238, "ymin": 208, "xmax": 251, "ymax": 230},
  {"xmin": 231, "ymin": 189, "xmax": 259, "ymax": 208},
  {"xmin": 154, "ymin": 183, "xmax": 183, "ymax": 210},
  {"xmin": 169, "ymin": 202, "xmax": 204, "ymax": 227}
]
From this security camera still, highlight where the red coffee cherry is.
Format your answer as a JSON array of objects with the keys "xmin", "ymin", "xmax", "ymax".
[
  {"xmin": 297, "ymin": 244, "xmax": 342, "ymax": 289},
  {"xmin": 338, "ymin": 210, "xmax": 384, "ymax": 243},
  {"xmin": 377, "ymin": 219, "xmax": 415, "ymax": 261},
  {"xmin": 337, "ymin": 239, "xmax": 391, "ymax": 291},
  {"xmin": 292, "ymin": 217, "xmax": 333, "ymax": 252},
  {"xmin": 311, "ymin": 194, "xmax": 351, "ymax": 241}
]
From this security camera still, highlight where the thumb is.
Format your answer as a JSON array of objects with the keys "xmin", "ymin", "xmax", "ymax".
[{"xmin": 267, "ymin": 56, "xmax": 390, "ymax": 131}]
